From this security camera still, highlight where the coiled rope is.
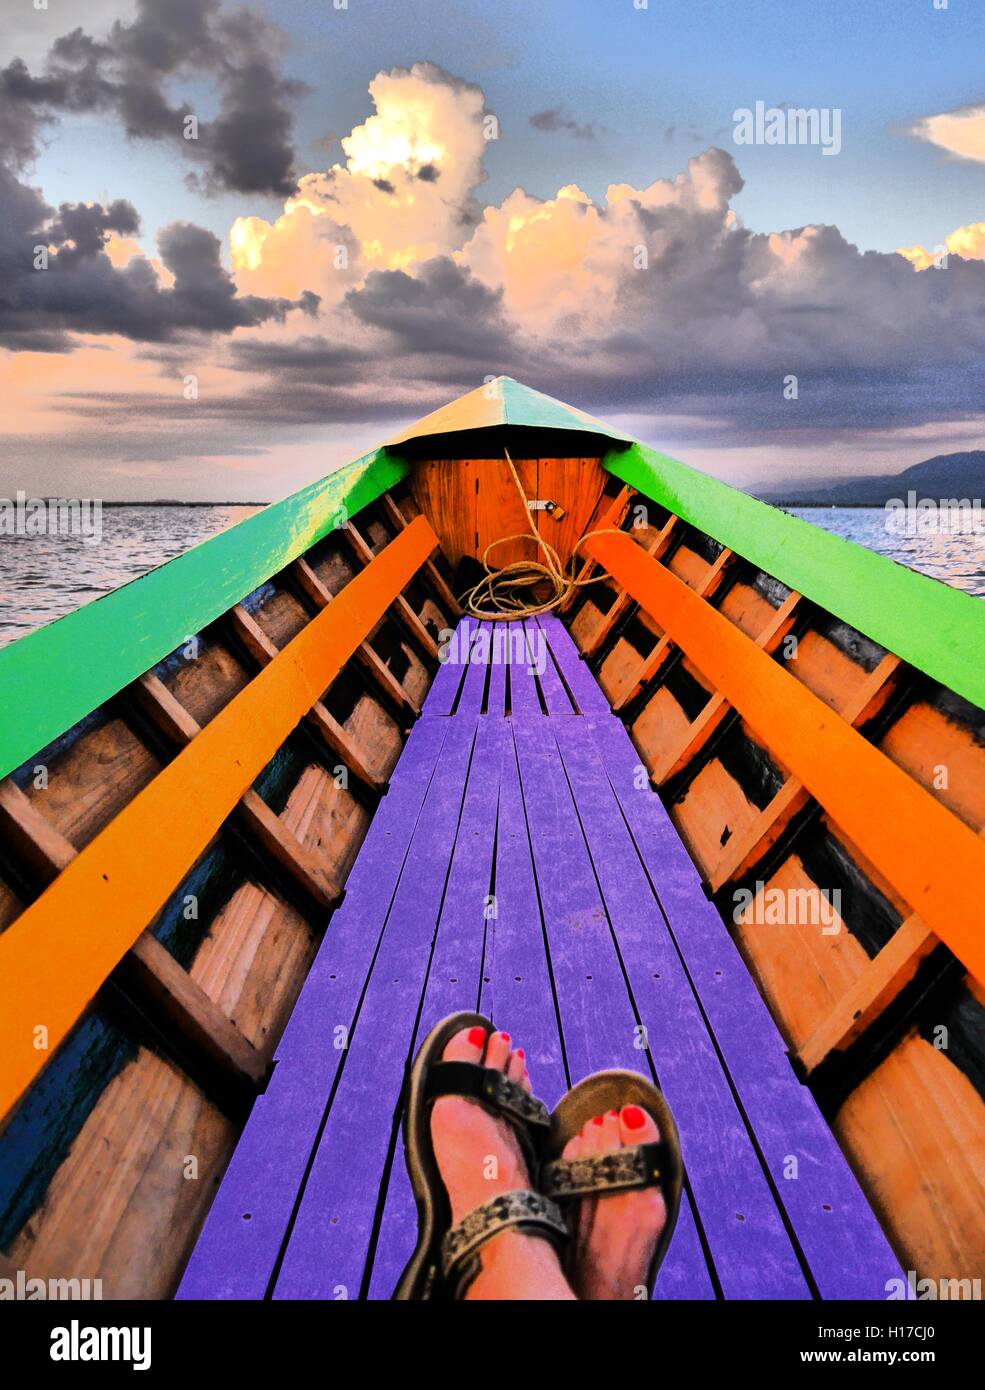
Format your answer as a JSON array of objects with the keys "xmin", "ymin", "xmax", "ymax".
[{"xmin": 459, "ymin": 449, "xmax": 622, "ymax": 621}]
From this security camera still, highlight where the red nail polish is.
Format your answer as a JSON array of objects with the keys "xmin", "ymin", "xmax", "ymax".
[
  {"xmin": 608, "ymin": 1110, "xmax": 619, "ymax": 1118},
  {"xmin": 622, "ymin": 1105, "xmax": 646, "ymax": 1130},
  {"xmin": 467, "ymin": 1027, "xmax": 486, "ymax": 1047},
  {"xmin": 515, "ymin": 1048, "xmax": 525, "ymax": 1060},
  {"xmin": 591, "ymin": 1114, "xmax": 604, "ymax": 1126},
  {"xmin": 498, "ymin": 1031, "xmax": 510, "ymax": 1043}
]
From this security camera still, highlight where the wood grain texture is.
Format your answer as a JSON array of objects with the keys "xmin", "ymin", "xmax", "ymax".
[
  {"xmin": 0, "ymin": 517, "xmax": 438, "ymax": 1123},
  {"xmin": 584, "ymin": 529, "xmax": 985, "ymax": 987}
]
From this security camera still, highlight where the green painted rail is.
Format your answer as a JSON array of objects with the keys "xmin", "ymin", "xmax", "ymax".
[
  {"xmin": 0, "ymin": 449, "xmax": 407, "ymax": 781},
  {"xmin": 604, "ymin": 441, "xmax": 985, "ymax": 713}
]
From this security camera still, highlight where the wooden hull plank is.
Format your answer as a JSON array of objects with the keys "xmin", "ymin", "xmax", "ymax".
[
  {"xmin": 455, "ymin": 622, "xmax": 490, "ymax": 716},
  {"xmin": 585, "ymin": 529, "xmax": 985, "ymax": 987},
  {"xmin": 587, "ymin": 712, "xmax": 904, "ymax": 1299},
  {"xmin": 269, "ymin": 719, "xmax": 477, "ymax": 1298},
  {"xmin": 525, "ymin": 619, "xmax": 573, "ymax": 715},
  {"xmin": 506, "ymin": 621, "xmax": 540, "ymax": 715},
  {"xmin": 366, "ymin": 719, "xmax": 509, "ymax": 1297},
  {"xmin": 485, "ymin": 622, "xmax": 508, "ymax": 716},
  {"xmin": 552, "ymin": 717, "xmax": 811, "ymax": 1298},
  {"xmin": 534, "ymin": 614, "xmax": 609, "ymax": 713},
  {"xmin": 420, "ymin": 640, "xmax": 465, "ymax": 716},
  {"xmin": 175, "ymin": 716, "xmax": 448, "ymax": 1299},
  {"xmin": 511, "ymin": 718, "xmax": 717, "ymax": 1297},
  {"xmin": 0, "ymin": 516, "xmax": 438, "ymax": 1125}
]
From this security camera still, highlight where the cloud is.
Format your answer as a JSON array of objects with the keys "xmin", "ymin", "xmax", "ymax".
[
  {"xmin": 0, "ymin": 166, "xmax": 319, "ymax": 350},
  {"xmin": 898, "ymin": 220, "xmax": 985, "ymax": 270},
  {"xmin": 345, "ymin": 255, "xmax": 511, "ymax": 359},
  {"xmin": 230, "ymin": 62, "xmax": 488, "ymax": 298},
  {"xmin": 225, "ymin": 126, "xmax": 985, "ymax": 451},
  {"xmin": 0, "ymin": 0, "xmax": 307, "ymax": 196},
  {"xmin": 530, "ymin": 108, "xmax": 598, "ymax": 140},
  {"xmin": 910, "ymin": 103, "xmax": 985, "ymax": 164},
  {"xmin": 5, "ymin": 45, "xmax": 985, "ymax": 492}
]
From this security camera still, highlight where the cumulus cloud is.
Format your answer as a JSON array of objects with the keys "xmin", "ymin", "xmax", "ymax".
[
  {"xmin": 910, "ymin": 103, "xmax": 985, "ymax": 165},
  {"xmin": 231, "ymin": 62, "xmax": 488, "ymax": 298},
  {"xmin": 0, "ymin": 0, "xmax": 306, "ymax": 195},
  {"xmin": 5, "ymin": 38, "xmax": 985, "ymax": 488},
  {"xmin": 0, "ymin": 165, "xmax": 318, "ymax": 350},
  {"xmin": 898, "ymin": 220, "xmax": 985, "ymax": 270}
]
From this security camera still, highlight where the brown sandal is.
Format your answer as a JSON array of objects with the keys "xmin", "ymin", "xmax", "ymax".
[
  {"xmin": 392, "ymin": 1011, "xmax": 567, "ymax": 1300},
  {"xmin": 541, "ymin": 1070, "xmax": 683, "ymax": 1296}
]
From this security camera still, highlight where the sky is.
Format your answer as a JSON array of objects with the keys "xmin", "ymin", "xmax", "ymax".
[{"xmin": 1, "ymin": 0, "xmax": 984, "ymax": 500}]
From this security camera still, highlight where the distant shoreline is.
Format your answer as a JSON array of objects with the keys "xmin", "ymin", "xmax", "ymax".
[
  {"xmin": 759, "ymin": 500, "xmax": 890, "ymax": 509},
  {"xmin": 95, "ymin": 500, "xmax": 269, "ymax": 507}
]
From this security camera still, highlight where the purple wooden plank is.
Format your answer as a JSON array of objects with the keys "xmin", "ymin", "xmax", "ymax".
[
  {"xmin": 587, "ymin": 714, "xmax": 904, "ymax": 1300},
  {"xmin": 271, "ymin": 719, "xmax": 478, "ymax": 1298},
  {"xmin": 366, "ymin": 719, "xmax": 507, "ymax": 1298},
  {"xmin": 455, "ymin": 621, "xmax": 489, "ymax": 715},
  {"xmin": 485, "ymin": 622, "xmax": 508, "ymax": 716},
  {"xmin": 552, "ymin": 717, "xmax": 809, "ymax": 1299},
  {"xmin": 523, "ymin": 618, "xmax": 574, "ymax": 714},
  {"xmin": 652, "ymin": 1199, "xmax": 716, "ymax": 1300},
  {"xmin": 511, "ymin": 717, "xmax": 714, "ymax": 1297},
  {"xmin": 421, "ymin": 618, "xmax": 469, "ymax": 715},
  {"xmin": 535, "ymin": 613, "xmax": 609, "ymax": 713},
  {"xmin": 478, "ymin": 728, "xmax": 568, "ymax": 1107},
  {"xmin": 507, "ymin": 620, "xmax": 541, "ymax": 714},
  {"xmin": 177, "ymin": 717, "xmax": 448, "ymax": 1299}
]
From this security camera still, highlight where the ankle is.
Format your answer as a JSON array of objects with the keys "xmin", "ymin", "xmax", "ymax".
[{"xmin": 468, "ymin": 1229, "xmax": 572, "ymax": 1300}]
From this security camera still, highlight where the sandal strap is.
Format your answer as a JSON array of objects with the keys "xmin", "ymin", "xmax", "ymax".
[
  {"xmin": 541, "ymin": 1141, "xmax": 669, "ymax": 1199},
  {"xmin": 425, "ymin": 1061, "xmax": 550, "ymax": 1132},
  {"xmin": 441, "ymin": 1189, "xmax": 568, "ymax": 1288}
]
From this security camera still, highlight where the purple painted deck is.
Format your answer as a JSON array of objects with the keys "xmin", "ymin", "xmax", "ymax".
[{"xmin": 179, "ymin": 616, "xmax": 901, "ymax": 1302}]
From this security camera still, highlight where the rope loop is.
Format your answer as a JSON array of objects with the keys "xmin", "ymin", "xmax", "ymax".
[{"xmin": 459, "ymin": 449, "xmax": 623, "ymax": 622}]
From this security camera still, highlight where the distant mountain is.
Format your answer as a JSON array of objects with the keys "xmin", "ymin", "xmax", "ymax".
[{"xmin": 753, "ymin": 450, "xmax": 985, "ymax": 506}]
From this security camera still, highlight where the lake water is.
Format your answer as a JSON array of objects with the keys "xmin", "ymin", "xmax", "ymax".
[
  {"xmin": 787, "ymin": 507, "xmax": 985, "ymax": 597},
  {"xmin": 0, "ymin": 502, "xmax": 982, "ymax": 649},
  {"xmin": 0, "ymin": 505, "xmax": 261, "ymax": 647}
]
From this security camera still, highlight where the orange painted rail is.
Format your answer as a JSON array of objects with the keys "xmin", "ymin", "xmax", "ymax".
[
  {"xmin": 585, "ymin": 530, "xmax": 985, "ymax": 986},
  {"xmin": 0, "ymin": 515, "xmax": 437, "ymax": 1124}
]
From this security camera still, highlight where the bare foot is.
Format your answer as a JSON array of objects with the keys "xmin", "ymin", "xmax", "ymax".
[
  {"xmin": 562, "ymin": 1106, "xmax": 667, "ymax": 1300},
  {"xmin": 430, "ymin": 1026, "xmax": 575, "ymax": 1300}
]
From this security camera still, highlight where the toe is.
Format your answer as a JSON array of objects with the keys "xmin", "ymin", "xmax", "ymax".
[
  {"xmin": 618, "ymin": 1103, "xmax": 660, "ymax": 1147},
  {"xmin": 581, "ymin": 1114, "xmax": 606, "ymax": 1154},
  {"xmin": 442, "ymin": 1023, "xmax": 488, "ymax": 1064},
  {"xmin": 506, "ymin": 1047, "xmax": 526, "ymax": 1086},
  {"xmin": 598, "ymin": 1109, "xmax": 621, "ymax": 1151},
  {"xmin": 484, "ymin": 1029, "xmax": 513, "ymax": 1072},
  {"xmin": 562, "ymin": 1130, "xmax": 582, "ymax": 1161}
]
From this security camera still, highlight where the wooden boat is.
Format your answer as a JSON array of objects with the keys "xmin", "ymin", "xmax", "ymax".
[{"xmin": 0, "ymin": 376, "xmax": 982, "ymax": 1301}]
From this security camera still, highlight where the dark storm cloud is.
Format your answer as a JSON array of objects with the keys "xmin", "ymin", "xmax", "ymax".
[
  {"xmin": 345, "ymin": 255, "xmax": 513, "ymax": 360},
  {"xmin": 0, "ymin": 167, "xmax": 319, "ymax": 348},
  {"xmin": 0, "ymin": 0, "xmax": 307, "ymax": 196}
]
